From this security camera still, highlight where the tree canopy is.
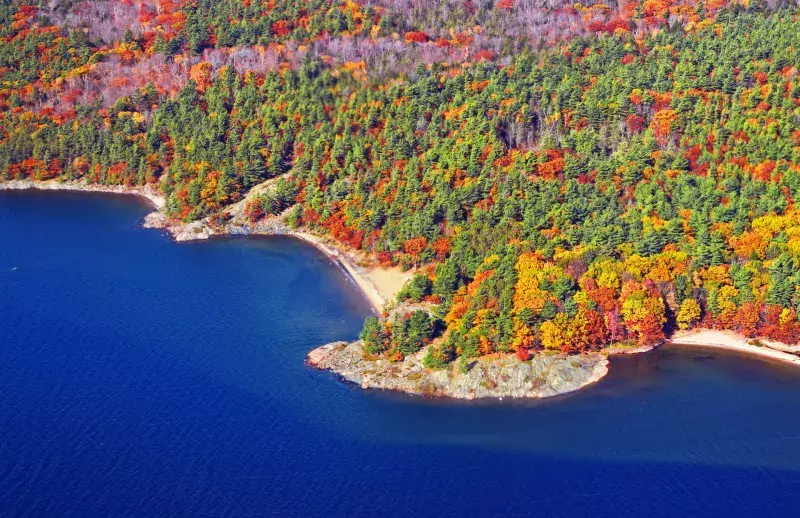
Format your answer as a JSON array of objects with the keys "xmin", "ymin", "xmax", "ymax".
[{"xmin": 5, "ymin": 0, "xmax": 800, "ymax": 365}]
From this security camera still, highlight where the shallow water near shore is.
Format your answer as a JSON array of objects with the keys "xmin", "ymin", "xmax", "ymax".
[{"xmin": 3, "ymin": 190, "xmax": 800, "ymax": 516}]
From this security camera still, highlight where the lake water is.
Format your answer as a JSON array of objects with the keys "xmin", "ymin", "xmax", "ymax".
[{"xmin": 2, "ymin": 191, "xmax": 800, "ymax": 516}]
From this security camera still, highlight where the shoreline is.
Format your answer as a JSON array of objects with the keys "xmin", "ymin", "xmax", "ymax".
[
  {"xmin": 0, "ymin": 179, "xmax": 407, "ymax": 314},
  {"xmin": 307, "ymin": 341, "xmax": 610, "ymax": 400},
  {"xmin": 308, "ymin": 329, "xmax": 800, "ymax": 400},
  {"xmin": 667, "ymin": 329, "xmax": 800, "ymax": 367},
  {"xmin": 6, "ymin": 180, "xmax": 800, "ymax": 400},
  {"xmin": 0, "ymin": 179, "xmax": 166, "ymax": 210},
  {"xmin": 288, "ymin": 231, "xmax": 391, "ymax": 314}
]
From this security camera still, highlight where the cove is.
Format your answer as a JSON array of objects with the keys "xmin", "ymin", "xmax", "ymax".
[{"xmin": 2, "ymin": 190, "xmax": 800, "ymax": 516}]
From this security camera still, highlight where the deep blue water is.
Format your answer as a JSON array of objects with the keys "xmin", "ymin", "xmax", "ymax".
[{"xmin": 2, "ymin": 191, "xmax": 800, "ymax": 516}]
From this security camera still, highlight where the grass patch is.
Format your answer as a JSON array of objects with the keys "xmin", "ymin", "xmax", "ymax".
[
  {"xmin": 480, "ymin": 377, "xmax": 498, "ymax": 390},
  {"xmin": 361, "ymin": 351, "xmax": 380, "ymax": 361}
]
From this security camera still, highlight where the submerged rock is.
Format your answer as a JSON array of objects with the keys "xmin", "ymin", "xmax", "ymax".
[{"xmin": 307, "ymin": 341, "xmax": 609, "ymax": 400}]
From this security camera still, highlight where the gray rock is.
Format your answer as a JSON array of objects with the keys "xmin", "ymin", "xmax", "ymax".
[
  {"xmin": 307, "ymin": 341, "xmax": 609, "ymax": 400},
  {"xmin": 142, "ymin": 211, "xmax": 168, "ymax": 229},
  {"xmin": 172, "ymin": 220, "xmax": 213, "ymax": 241}
]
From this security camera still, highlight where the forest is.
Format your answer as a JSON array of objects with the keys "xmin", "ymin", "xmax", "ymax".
[{"xmin": 4, "ymin": 0, "xmax": 800, "ymax": 367}]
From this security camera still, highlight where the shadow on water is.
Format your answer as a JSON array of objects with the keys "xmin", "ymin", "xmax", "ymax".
[{"xmin": 298, "ymin": 342, "xmax": 800, "ymax": 474}]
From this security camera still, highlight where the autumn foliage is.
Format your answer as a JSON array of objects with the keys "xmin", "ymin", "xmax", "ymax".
[{"xmin": 4, "ymin": 0, "xmax": 800, "ymax": 369}]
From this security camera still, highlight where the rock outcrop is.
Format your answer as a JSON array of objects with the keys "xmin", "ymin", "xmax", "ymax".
[
  {"xmin": 142, "ymin": 211, "xmax": 169, "ymax": 229},
  {"xmin": 307, "ymin": 340, "xmax": 610, "ymax": 400}
]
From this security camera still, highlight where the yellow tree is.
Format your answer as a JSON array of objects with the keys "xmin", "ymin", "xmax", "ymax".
[
  {"xmin": 540, "ymin": 314, "xmax": 571, "ymax": 351},
  {"xmin": 677, "ymin": 299, "xmax": 701, "ymax": 330},
  {"xmin": 513, "ymin": 252, "xmax": 549, "ymax": 314},
  {"xmin": 621, "ymin": 289, "xmax": 666, "ymax": 344}
]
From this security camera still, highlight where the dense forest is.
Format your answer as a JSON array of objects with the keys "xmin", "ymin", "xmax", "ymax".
[{"xmin": 4, "ymin": 0, "xmax": 800, "ymax": 367}]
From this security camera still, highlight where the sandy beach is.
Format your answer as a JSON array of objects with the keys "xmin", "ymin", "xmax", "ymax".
[
  {"xmin": 669, "ymin": 329, "xmax": 800, "ymax": 367},
  {"xmin": 0, "ymin": 179, "xmax": 410, "ymax": 313},
  {"xmin": 289, "ymin": 231, "xmax": 411, "ymax": 313}
]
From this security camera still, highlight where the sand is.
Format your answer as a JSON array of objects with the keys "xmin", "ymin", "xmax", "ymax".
[
  {"xmin": 1, "ymin": 178, "xmax": 409, "ymax": 313},
  {"xmin": 670, "ymin": 329, "xmax": 800, "ymax": 366},
  {"xmin": 289, "ymin": 232, "xmax": 411, "ymax": 313}
]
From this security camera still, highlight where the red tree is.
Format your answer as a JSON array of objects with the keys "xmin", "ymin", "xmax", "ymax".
[{"xmin": 404, "ymin": 237, "xmax": 428, "ymax": 266}]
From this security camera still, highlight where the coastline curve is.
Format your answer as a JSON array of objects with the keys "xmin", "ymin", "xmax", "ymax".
[{"xmin": 0, "ymin": 179, "xmax": 407, "ymax": 314}]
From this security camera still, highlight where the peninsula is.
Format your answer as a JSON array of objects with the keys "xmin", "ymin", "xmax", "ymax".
[
  {"xmin": 4, "ymin": 1, "xmax": 800, "ymax": 400},
  {"xmin": 307, "ymin": 327, "xmax": 800, "ymax": 400}
]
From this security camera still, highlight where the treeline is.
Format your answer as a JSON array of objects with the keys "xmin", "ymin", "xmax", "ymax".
[{"xmin": 4, "ymin": 1, "xmax": 800, "ymax": 366}]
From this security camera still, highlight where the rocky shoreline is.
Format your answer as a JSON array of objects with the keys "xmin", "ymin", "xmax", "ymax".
[
  {"xmin": 0, "ymin": 178, "xmax": 296, "ymax": 241},
  {"xmin": 306, "ymin": 329, "xmax": 800, "ymax": 400},
  {"xmin": 0, "ymin": 178, "xmax": 396, "ymax": 312},
  {"xmin": 307, "ymin": 340, "xmax": 610, "ymax": 400},
  {"xmin": 0, "ymin": 178, "xmax": 166, "ymax": 209},
  {"xmin": 8, "ymin": 179, "xmax": 799, "ymax": 401}
]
